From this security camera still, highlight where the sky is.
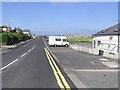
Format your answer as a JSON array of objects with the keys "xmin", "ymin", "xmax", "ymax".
[
  {"xmin": 1, "ymin": 2, "xmax": 118, "ymax": 36},
  {"xmin": 1, "ymin": 0, "xmax": 120, "ymax": 2}
]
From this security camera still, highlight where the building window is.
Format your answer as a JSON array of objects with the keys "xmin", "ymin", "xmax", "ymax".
[{"xmin": 109, "ymin": 36, "xmax": 113, "ymax": 40}]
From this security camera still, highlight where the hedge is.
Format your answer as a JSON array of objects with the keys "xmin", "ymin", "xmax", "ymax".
[
  {"xmin": 0, "ymin": 32, "xmax": 31, "ymax": 45},
  {"xmin": 67, "ymin": 36, "xmax": 92, "ymax": 43}
]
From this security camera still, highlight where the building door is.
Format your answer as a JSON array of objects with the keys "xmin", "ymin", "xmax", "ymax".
[
  {"xmin": 93, "ymin": 41, "xmax": 96, "ymax": 48},
  {"xmin": 97, "ymin": 41, "xmax": 101, "ymax": 46}
]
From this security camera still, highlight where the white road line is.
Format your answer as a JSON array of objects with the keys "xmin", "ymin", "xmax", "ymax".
[
  {"xmin": 28, "ymin": 49, "xmax": 32, "ymax": 52},
  {"xmin": 28, "ymin": 45, "xmax": 36, "ymax": 52},
  {"xmin": 0, "ymin": 45, "xmax": 36, "ymax": 71},
  {"xmin": 21, "ymin": 53, "xmax": 27, "ymax": 57},
  {"xmin": 33, "ymin": 45, "xmax": 36, "ymax": 48},
  {"xmin": 0, "ymin": 59, "xmax": 18, "ymax": 71},
  {"xmin": 31, "ymin": 45, "xmax": 36, "ymax": 50}
]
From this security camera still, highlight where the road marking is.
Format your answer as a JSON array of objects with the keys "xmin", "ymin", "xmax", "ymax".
[
  {"xmin": 46, "ymin": 49, "xmax": 71, "ymax": 89},
  {"xmin": 21, "ymin": 52, "xmax": 27, "ymax": 57},
  {"xmin": 28, "ymin": 49, "xmax": 32, "ymax": 52},
  {"xmin": 0, "ymin": 59, "xmax": 18, "ymax": 71},
  {"xmin": 45, "ymin": 48, "xmax": 65, "ymax": 89},
  {"xmin": 0, "ymin": 45, "xmax": 36, "ymax": 71},
  {"xmin": 31, "ymin": 45, "xmax": 36, "ymax": 50},
  {"xmin": 44, "ymin": 48, "xmax": 71, "ymax": 90}
]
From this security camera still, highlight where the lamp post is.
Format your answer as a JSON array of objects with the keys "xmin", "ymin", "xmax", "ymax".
[{"xmin": 6, "ymin": 20, "xmax": 13, "ymax": 45}]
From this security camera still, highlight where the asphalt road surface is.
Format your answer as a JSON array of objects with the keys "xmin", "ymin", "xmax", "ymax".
[{"xmin": 2, "ymin": 37, "xmax": 75, "ymax": 89}]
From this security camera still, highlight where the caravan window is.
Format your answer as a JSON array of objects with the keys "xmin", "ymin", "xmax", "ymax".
[{"xmin": 55, "ymin": 38, "xmax": 61, "ymax": 41}]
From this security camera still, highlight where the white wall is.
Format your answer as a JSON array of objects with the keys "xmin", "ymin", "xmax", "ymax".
[
  {"xmin": 93, "ymin": 35, "xmax": 118, "ymax": 44},
  {"xmin": 23, "ymin": 32, "xmax": 31, "ymax": 36},
  {"xmin": 93, "ymin": 35, "xmax": 118, "ymax": 53},
  {"xmin": 3, "ymin": 28, "xmax": 7, "ymax": 32},
  {"xmin": 70, "ymin": 45, "xmax": 119, "ymax": 60}
]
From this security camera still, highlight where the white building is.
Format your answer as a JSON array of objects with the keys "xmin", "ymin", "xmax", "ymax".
[
  {"xmin": 92, "ymin": 23, "xmax": 120, "ymax": 59},
  {"xmin": 22, "ymin": 29, "xmax": 31, "ymax": 36}
]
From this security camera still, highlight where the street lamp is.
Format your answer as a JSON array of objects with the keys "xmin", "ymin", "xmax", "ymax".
[
  {"xmin": 8, "ymin": 20, "xmax": 13, "ymax": 31},
  {"xmin": 6, "ymin": 20, "xmax": 13, "ymax": 45}
]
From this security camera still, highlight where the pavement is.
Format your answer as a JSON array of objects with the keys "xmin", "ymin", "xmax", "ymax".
[
  {"xmin": 2, "ymin": 37, "xmax": 75, "ymax": 89},
  {"xmin": 43, "ymin": 39, "xmax": 119, "ymax": 88}
]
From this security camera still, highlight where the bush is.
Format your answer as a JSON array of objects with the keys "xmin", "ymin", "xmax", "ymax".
[
  {"xmin": 15, "ymin": 33, "xmax": 30, "ymax": 41},
  {"xmin": 67, "ymin": 36, "xmax": 92, "ymax": 43},
  {"xmin": 1, "ymin": 32, "xmax": 31, "ymax": 45},
  {"xmin": 1, "ymin": 33, "xmax": 8, "ymax": 45},
  {"xmin": 8, "ymin": 33, "xmax": 19, "ymax": 44}
]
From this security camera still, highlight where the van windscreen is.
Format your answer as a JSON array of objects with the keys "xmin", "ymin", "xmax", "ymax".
[{"xmin": 63, "ymin": 39, "xmax": 67, "ymax": 41}]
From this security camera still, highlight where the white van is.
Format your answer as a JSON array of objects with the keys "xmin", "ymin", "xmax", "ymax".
[{"xmin": 48, "ymin": 36, "xmax": 69, "ymax": 47}]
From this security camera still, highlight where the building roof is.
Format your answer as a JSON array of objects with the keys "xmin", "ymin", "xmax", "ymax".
[
  {"xmin": 1, "ymin": 25, "xmax": 8, "ymax": 28},
  {"xmin": 93, "ymin": 23, "xmax": 120, "ymax": 36},
  {"xmin": 22, "ymin": 29, "xmax": 30, "ymax": 32}
]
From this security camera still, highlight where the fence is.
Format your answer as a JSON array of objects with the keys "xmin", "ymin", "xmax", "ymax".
[{"xmin": 70, "ymin": 43, "xmax": 119, "ymax": 60}]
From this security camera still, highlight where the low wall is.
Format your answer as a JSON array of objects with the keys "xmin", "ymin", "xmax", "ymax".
[{"xmin": 70, "ymin": 45, "xmax": 119, "ymax": 60}]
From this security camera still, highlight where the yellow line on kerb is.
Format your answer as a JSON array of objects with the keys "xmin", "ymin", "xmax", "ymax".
[{"xmin": 44, "ymin": 48, "xmax": 71, "ymax": 90}]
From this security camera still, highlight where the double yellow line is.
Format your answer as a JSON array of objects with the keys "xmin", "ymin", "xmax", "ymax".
[{"xmin": 44, "ymin": 48, "xmax": 71, "ymax": 90}]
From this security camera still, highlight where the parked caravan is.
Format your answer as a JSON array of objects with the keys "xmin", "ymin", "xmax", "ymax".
[{"xmin": 48, "ymin": 36, "xmax": 69, "ymax": 47}]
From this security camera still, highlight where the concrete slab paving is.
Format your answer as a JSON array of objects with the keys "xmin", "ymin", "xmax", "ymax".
[
  {"xmin": 102, "ymin": 62, "xmax": 120, "ymax": 68},
  {"xmin": 48, "ymin": 46, "xmax": 119, "ymax": 88}
]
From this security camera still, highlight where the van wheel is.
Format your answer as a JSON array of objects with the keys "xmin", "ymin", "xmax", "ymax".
[
  {"xmin": 54, "ymin": 44, "xmax": 57, "ymax": 47},
  {"xmin": 65, "ymin": 44, "xmax": 69, "ymax": 47}
]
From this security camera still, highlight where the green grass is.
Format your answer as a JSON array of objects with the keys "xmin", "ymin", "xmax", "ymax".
[{"xmin": 67, "ymin": 36, "xmax": 92, "ymax": 43}]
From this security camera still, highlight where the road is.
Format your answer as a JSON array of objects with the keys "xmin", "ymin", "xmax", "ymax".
[{"xmin": 2, "ymin": 37, "xmax": 75, "ymax": 89}]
